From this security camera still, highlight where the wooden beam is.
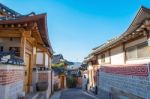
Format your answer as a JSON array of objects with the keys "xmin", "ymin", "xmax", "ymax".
[
  {"xmin": 20, "ymin": 34, "xmax": 26, "ymax": 60},
  {"xmin": 0, "ymin": 29, "xmax": 21, "ymax": 37},
  {"xmin": 36, "ymin": 44, "xmax": 48, "ymax": 52}
]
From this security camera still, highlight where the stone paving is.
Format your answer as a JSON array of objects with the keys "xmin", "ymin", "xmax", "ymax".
[
  {"xmin": 50, "ymin": 91, "xmax": 61, "ymax": 99},
  {"xmin": 59, "ymin": 88, "xmax": 98, "ymax": 99}
]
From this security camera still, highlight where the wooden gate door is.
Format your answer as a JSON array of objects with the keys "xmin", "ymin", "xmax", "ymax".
[
  {"xmin": 23, "ymin": 53, "xmax": 31, "ymax": 93},
  {"xmin": 61, "ymin": 76, "xmax": 64, "ymax": 89}
]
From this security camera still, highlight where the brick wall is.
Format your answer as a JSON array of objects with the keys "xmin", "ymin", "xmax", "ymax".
[
  {"xmin": 0, "ymin": 64, "xmax": 24, "ymax": 99},
  {"xmin": 98, "ymin": 64, "xmax": 150, "ymax": 99}
]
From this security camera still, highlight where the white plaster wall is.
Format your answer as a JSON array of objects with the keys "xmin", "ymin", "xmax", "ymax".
[
  {"xmin": 36, "ymin": 52, "xmax": 43, "ymax": 64},
  {"xmin": 97, "ymin": 51, "xmax": 110, "ymax": 65},
  {"xmin": 105, "ymin": 51, "xmax": 110, "ymax": 63},
  {"xmin": 0, "ymin": 38, "xmax": 20, "ymax": 51},
  {"xmin": 126, "ymin": 58, "xmax": 150, "ymax": 64},
  {"xmin": 98, "ymin": 55, "xmax": 101, "ymax": 65},
  {"xmin": 110, "ymin": 46, "xmax": 125, "ymax": 65},
  {"xmin": 45, "ymin": 53, "xmax": 48, "ymax": 67}
]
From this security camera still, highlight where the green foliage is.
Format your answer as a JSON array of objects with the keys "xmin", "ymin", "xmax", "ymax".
[
  {"xmin": 52, "ymin": 62, "xmax": 65, "ymax": 69},
  {"xmin": 67, "ymin": 77, "xmax": 77, "ymax": 88}
]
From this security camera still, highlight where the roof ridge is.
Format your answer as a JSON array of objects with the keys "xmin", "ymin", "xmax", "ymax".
[{"xmin": 0, "ymin": 3, "xmax": 21, "ymax": 16}]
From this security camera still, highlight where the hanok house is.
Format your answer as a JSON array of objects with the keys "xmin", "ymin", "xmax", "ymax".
[
  {"xmin": 67, "ymin": 64, "xmax": 82, "ymax": 88},
  {"xmin": 85, "ymin": 6, "xmax": 150, "ymax": 99},
  {"xmin": 52, "ymin": 54, "xmax": 68, "ymax": 90},
  {"xmin": 0, "ymin": 3, "xmax": 53, "ymax": 99}
]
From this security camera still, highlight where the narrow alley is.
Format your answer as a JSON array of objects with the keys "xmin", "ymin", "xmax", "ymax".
[{"xmin": 51, "ymin": 88, "xmax": 98, "ymax": 99}]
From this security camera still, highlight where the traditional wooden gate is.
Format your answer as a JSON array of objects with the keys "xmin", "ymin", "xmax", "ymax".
[
  {"xmin": 23, "ymin": 53, "xmax": 31, "ymax": 93},
  {"xmin": 23, "ymin": 40, "xmax": 33, "ymax": 94}
]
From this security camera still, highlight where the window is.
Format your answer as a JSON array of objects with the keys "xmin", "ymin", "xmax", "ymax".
[
  {"xmin": 126, "ymin": 42, "xmax": 150, "ymax": 60},
  {"xmin": 137, "ymin": 42, "xmax": 150, "ymax": 58},
  {"xmin": 126, "ymin": 46, "xmax": 137, "ymax": 59},
  {"xmin": 0, "ymin": 46, "xmax": 3, "ymax": 52},
  {"xmin": 101, "ymin": 54, "xmax": 105, "ymax": 63}
]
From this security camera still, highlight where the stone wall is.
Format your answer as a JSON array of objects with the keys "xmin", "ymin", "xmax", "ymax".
[
  {"xmin": 0, "ymin": 64, "xmax": 24, "ymax": 99},
  {"xmin": 98, "ymin": 64, "xmax": 150, "ymax": 99}
]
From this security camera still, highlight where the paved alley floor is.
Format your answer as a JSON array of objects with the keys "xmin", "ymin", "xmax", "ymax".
[
  {"xmin": 60, "ymin": 88, "xmax": 98, "ymax": 99},
  {"xmin": 50, "ymin": 90, "xmax": 61, "ymax": 99}
]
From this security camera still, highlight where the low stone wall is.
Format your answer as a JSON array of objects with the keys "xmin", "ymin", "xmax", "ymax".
[
  {"xmin": 98, "ymin": 64, "xmax": 150, "ymax": 99},
  {"xmin": 0, "ymin": 64, "xmax": 24, "ymax": 99}
]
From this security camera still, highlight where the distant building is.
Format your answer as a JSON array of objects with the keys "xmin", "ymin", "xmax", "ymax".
[
  {"xmin": 67, "ymin": 62, "xmax": 82, "ymax": 88},
  {"xmin": 52, "ymin": 54, "xmax": 69, "ymax": 90},
  {"xmin": 52, "ymin": 54, "xmax": 64, "ymax": 64},
  {"xmin": 85, "ymin": 6, "xmax": 150, "ymax": 99}
]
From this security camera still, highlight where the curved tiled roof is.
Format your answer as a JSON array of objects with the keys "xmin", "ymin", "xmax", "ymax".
[
  {"xmin": 0, "ymin": 3, "xmax": 54, "ymax": 54},
  {"xmin": 0, "ymin": 3, "xmax": 21, "ymax": 17},
  {"xmin": 92, "ymin": 6, "xmax": 150, "ymax": 54}
]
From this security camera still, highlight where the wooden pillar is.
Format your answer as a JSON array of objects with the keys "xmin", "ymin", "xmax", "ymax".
[
  {"xmin": 123, "ymin": 42, "xmax": 126, "ymax": 64},
  {"xmin": 108, "ymin": 49, "xmax": 111, "ymax": 64},
  {"xmin": 33, "ymin": 47, "xmax": 37, "ymax": 67},
  {"xmin": 43, "ymin": 52, "xmax": 45, "ymax": 67},
  {"xmin": 20, "ymin": 32, "xmax": 26, "ymax": 60}
]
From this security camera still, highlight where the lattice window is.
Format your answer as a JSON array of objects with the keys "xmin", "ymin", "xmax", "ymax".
[
  {"xmin": 126, "ymin": 42, "xmax": 150, "ymax": 60},
  {"xmin": 101, "ymin": 54, "xmax": 105, "ymax": 63}
]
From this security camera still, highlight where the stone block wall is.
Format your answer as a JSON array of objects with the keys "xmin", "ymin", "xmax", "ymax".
[
  {"xmin": 0, "ymin": 64, "xmax": 24, "ymax": 99},
  {"xmin": 98, "ymin": 64, "xmax": 150, "ymax": 99}
]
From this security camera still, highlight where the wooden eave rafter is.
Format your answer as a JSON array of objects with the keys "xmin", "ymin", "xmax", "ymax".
[
  {"xmin": 0, "ymin": 22, "xmax": 44, "ymax": 46},
  {"xmin": 36, "ymin": 44, "xmax": 52, "ymax": 56},
  {"xmin": 0, "ymin": 13, "xmax": 53, "ymax": 54}
]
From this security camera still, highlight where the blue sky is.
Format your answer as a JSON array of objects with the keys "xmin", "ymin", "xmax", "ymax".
[{"xmin": 1, "ymin": 0, "xmax": 150, "ymax": 62}]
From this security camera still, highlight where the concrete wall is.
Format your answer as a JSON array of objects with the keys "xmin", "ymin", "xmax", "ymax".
[{"xmin": 0, "ymin": 64, "xmax": 24, "ymax": 99}]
